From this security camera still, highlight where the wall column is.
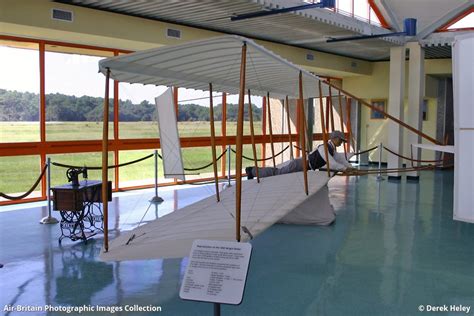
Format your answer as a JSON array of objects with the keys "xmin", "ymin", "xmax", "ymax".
[
  {"xmin": 387, "ymin": 46, "xmax": 405, "ymax": 179},
  {"xmin": 406, "ymin": 42, "xmax": 425, "ymax": 179}
]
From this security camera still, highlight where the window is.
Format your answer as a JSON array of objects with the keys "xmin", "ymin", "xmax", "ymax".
[
  {"xmin": 45, "ymin": 45, "xmax": 114, "ymax": 141},
  {"xmin": 118, "ymin": 83, "xmax": 165, "ymax": 139},
  {"xmin": 446, "ymin": 11, "xmax": 474, "ymax": 30},
  {"xmin": 49, "ymin": 152, "xmax": 115, "ymax": 188},
  {"xmin": 118, "ymin": 149, "xmax": 174, "ymax": 187},
  {"xmin": 0, "ymin": 155, "xmax": 41, "ymax": 198},
  {"xmin": 369, "ymin": 6, "xmax": 382, "ymax": 26},
  {"xmin": 370, "ymin": 99, "xmax": 386, "ymax": 119},
  {"xmin": 0, "ymin": 41, "xmax": 40, "ymax": 143},
  {"xmin": 177, "ymin": 88, "xmax": 214, "ymax": 138},
  {"xmin": 354, "ymin": 0, "xmax": 369, "ymax": 20}
]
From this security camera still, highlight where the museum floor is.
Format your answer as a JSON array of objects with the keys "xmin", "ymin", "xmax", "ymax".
[{"xmin": 1, "ymin": 170, "xmax": 473, "ymax": 316}]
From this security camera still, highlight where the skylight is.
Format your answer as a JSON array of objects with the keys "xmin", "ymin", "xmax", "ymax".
[{"xmin": 447, "ymin": 11, "xmax": 474, "ymax": 30}]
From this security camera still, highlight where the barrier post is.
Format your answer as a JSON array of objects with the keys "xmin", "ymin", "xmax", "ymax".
[
  {"xmin": 40, "ymin": 157, "xmax": 58, "ymax": 224},
  {"xmin": 376, "ymin": 143, "xmax": 384, "ymax": 181},
  {"xmin": 150, "ymin": 150, "xmax": 164, "ymax": 203}
]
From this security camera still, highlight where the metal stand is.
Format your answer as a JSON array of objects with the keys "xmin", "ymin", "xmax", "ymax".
[
  {"xmin": 150, "ymin": 150, "xmax": 164, "ymax": 204},
  {"xmin": 376, "ymin": 142, "xmax": 384, "ymax": 181},
  {"xmin": 40, "ymin": 157, "xmax": 59, "ymax": 224},
  {"xmin": 214, "ymin": 303, "xmax": 221, "ymax": 316}
]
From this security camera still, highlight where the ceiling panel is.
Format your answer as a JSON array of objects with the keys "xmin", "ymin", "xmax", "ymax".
[{"xmin": 56, "ymin": 0, "xmax": 402, "ymax": 61}]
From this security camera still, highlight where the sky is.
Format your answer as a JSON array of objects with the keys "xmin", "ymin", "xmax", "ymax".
[
  {"xmin": 448, "ymin": 12, "xmax": 473, "ymax": 29},
  {"xmin": 0, "ymin": 46, "xmax": 261, "ymax": 107}
]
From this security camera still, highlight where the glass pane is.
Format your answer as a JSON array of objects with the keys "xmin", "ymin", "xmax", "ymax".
[
  {"xmin": 0, "ymin": 41, "xmax": 40, "ymax": 143},
  {"xmin": 224, "ymin": 94, "xmax": 263, "ymax": 136},
  {"xmin": 0, "ymin": 155, "xmax": 42, "ymax": 199},
  {"xmin": 230, "ymin": 144, "xmax": 262, "ymax": 172},
  {"xmin": 369, "ymin": 7, "xmax": 382, "ymax": 26},
  {"xmin": 178, "ymin": 121, "xmax": 215, "ymax": 137},
  {"xmin": 119, "ymin": 83, "xmax": 165, "ymax": 139},
  {"xmin": 354, "ymin": 0, "xmax": 369, "ymax": 20},
  {"xmin": 178, "ymin": 88, "xmax": 218, "ymax": 137},
  {"xmin": 177, "ymin": 92, "xmax": 263, "ymax": 137},
  {"xmin": 45, "ymin": 45, "xmax": 114, "ymax": 141},
  {"xmin": 49, "ymin": 152, "xmax": 115, "ymax": 189},
  {"xmin": 338, "ymin": 0, "xmax": 352, "ymax": 15},
  {"xmin": 181, "ymin": 146, "xmax": 216, "ymax": 180},
  {"xmin": 118, "ymin": 149, "xmax": 174, "ymax": 188},
  {"xmin": 448, "ymin": 12, "xmax": 474, "ymax": 29}
]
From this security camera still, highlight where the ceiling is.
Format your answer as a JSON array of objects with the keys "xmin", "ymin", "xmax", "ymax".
[
  {"xmin": 55, "ymin": 0, "xmax": 472, "ymax": 61},
  {"xmin": 373, "ymin": 0, "xmax": 472, "ymax": 38}
]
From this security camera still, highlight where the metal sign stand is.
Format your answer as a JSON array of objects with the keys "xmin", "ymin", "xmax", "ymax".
[
  {"xmin": 376, "ymin": 143, "xmax": 384, "ymax": 181},
  {"xmin": 180, "ymin": 240, "xmax": 252, "ymax": 315}
]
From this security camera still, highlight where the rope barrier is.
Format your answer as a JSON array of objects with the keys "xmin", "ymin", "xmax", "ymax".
[
  {"xmin": 293, "ymin": 144, "xmax": 378, "ymax": 156},
  {"xmin": 383, "ymin": 146, "xmax": 443, "ymax": 163},
  {"xmin": 183, "ymin": 149, "xmax": 227, "ymax": 171},
  {"xmin": 231, "ymin": 145, "xmax": 289, "ymax": 162},
  {"xmin": 52, "ymin": 153, "xmax": 155, "ymax": 170},
  {"xmin": 0, "ymin": 164, "xmax": 48, "ymax": 200},
  {"xmin": 353, "ymin": 146, "xmax": 378, "ymax": 156}
]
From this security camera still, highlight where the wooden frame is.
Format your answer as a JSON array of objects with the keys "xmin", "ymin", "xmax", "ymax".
[{"xmin": 370, "ymin": 99, "xmax": 387, "ymax": 120}]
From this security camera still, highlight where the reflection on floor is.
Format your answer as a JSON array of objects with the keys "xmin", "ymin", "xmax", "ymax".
[{"xmin": 1, "ymin": 170, "xmax": 474, "ymax": 315}]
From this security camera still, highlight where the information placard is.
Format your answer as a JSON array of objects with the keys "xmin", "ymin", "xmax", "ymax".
[{"xmin": 179, "ymin": 239, "xmax": 252, "ymax": 305}]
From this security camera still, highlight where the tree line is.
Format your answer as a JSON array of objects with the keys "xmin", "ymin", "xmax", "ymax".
[{"xmin": 0, "ymin": 89, "xmax": 262, "ymax": 122}]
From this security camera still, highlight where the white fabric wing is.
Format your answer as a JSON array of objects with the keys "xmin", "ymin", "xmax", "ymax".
[
  {"xmin": 100, "ymin": 171, "xmax": 330, "ymax": 261},
  {"xmin": 156, "ymin": 88, "xmax": 185, "ymax": 181}
]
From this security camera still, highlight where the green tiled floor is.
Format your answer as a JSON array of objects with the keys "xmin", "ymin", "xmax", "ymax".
[{"xmin": 1, "ymin": 170, "xmax": 473, "ymax": 315}]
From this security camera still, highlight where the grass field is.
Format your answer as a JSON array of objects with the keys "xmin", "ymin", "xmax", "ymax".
[{"xmin": 0, "ymin": 121, "xmax": 263, "ymax": 194}]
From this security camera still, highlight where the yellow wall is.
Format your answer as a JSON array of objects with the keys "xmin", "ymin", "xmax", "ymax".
[
  {"xmin": 343, "ymin": 59, "xmax": 451, "ymax": 162},
  {"xmin": 0, "ymin": 0, "xmax": 371, "ymax": 77}
]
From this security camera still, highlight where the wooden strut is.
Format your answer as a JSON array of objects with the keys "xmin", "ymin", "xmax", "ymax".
[
  {"xmin": 324, "ymin": 81, "xmax": 441, "ymax": 145},
  {"xmin": 102, "ymin": 68, "xmax": 110, "ymax": 252},
  {"xmin": 285, "ymin": 96, "xmax": 294, "ymax": 159},
  {"xmin": 221, "ymin": 93, "xmax": 227, "ymax": 177},
  {"xmin": 173, "ymin": 87, "xmax": 179, "ymax": 186},
  {"xmin": 209, "ymin": 83, "xmax": 220, "ymax": 202},
  {"xmin": 299, "ymin": 71, "xmax": 309, "ymax": 195},
  {"xmin": 325, "ymin": 89, "xmax": 330, "ymax": 132},
  {"xmin": 247, "ymin": 90, "xmax": 260, "ymax": 183},
  {"xmin": 337, "ymin": 89, "xmax": 347, "ymax": 158},
  {"xmin": 328, "ymin": 85, "xmax": 335, "ymax": 132},
  {"xmin": 295, "ymin": 92, "xmax": 301, "ymax": 158},
  {"xmin": 318, "ymin": 81, "xmax": 331, "ymax": 177},
  {"xmin": 266, "ymin": 92, "xmax": 277, "ymax": 168},
  {"xmin": 235, "ymin": 43, "xmax": 247, "ymax": 243},
  {"xmin": 345, "ymin": 96, "xmax": 352, "ymax": 153}
]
